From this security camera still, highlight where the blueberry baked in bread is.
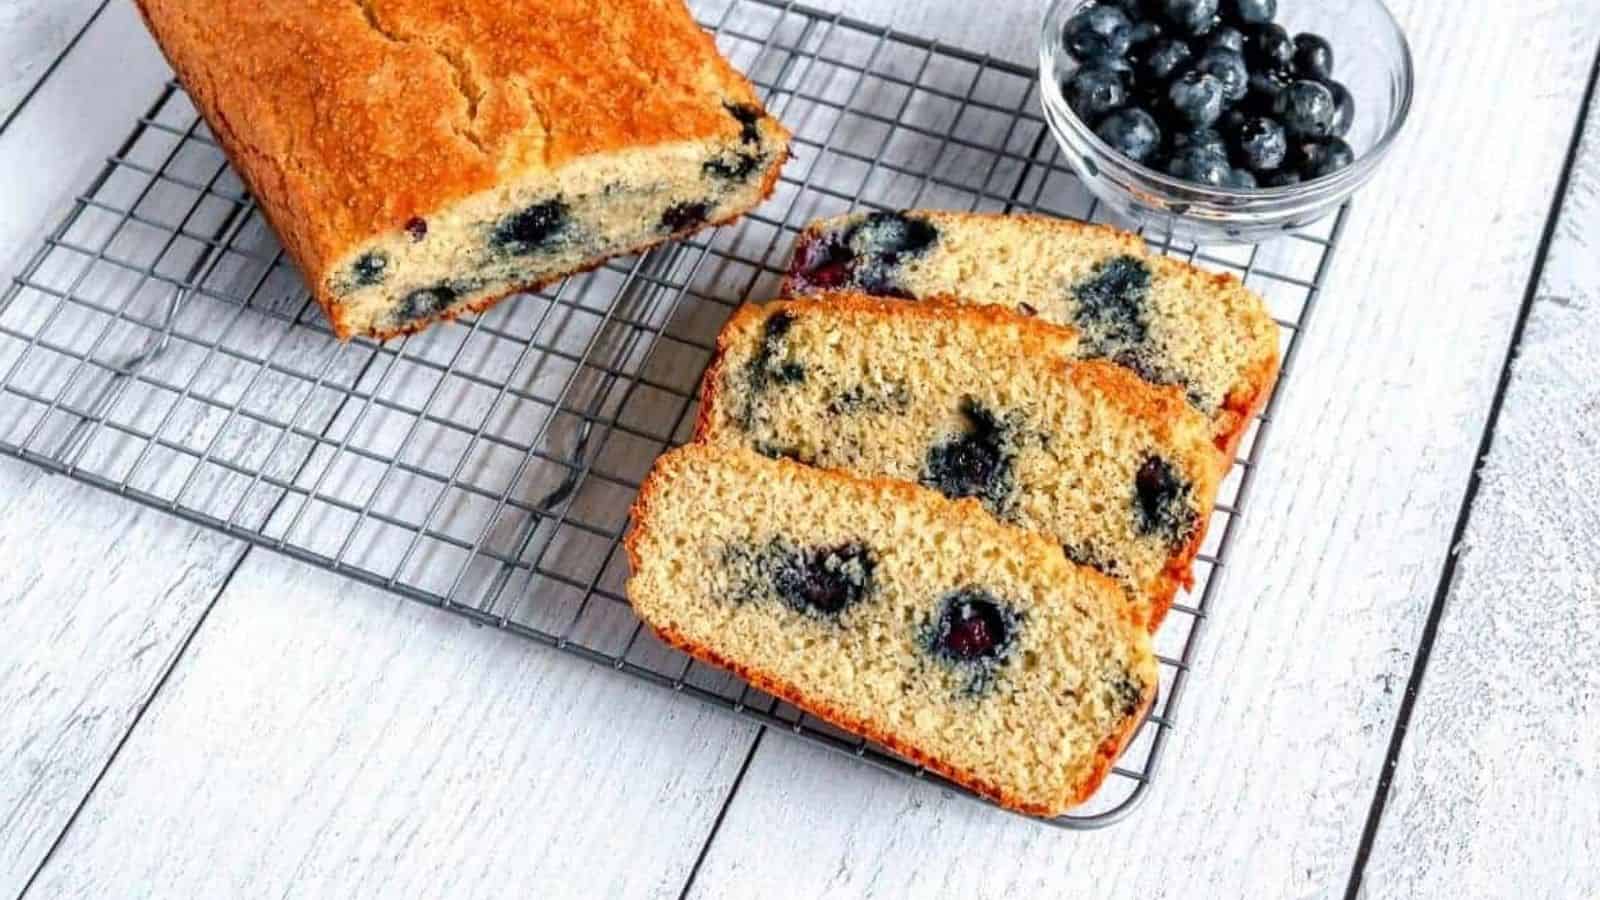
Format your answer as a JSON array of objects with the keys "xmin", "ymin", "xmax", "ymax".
[
  {"xmin": 784, "ymin": 211, "xmax": 1279, "ymax": 453},
  {"xmin": 134, "ymin": 0, "xmax": 790, "ymax": 339},
  {"xmin": 625, "ymin": 444, "xmax": 1158, "ymax": 816},
  {"xmin": 695, "ymin": 295, "xmax": 1225, "ymax": 629}
]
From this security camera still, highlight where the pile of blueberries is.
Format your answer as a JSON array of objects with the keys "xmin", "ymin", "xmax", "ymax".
[{"xmin": 1059, "ymin": 0, "xmax": 1356, "ymax": 188}]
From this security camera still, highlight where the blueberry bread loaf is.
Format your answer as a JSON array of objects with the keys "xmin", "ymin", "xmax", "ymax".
[
  {"xmin": 625, "ymin": 444, "xmax": 1158, "ymax": 815},
  {"xmin": 134, "ymin": 0, "xmax": 790, "ymax": 340},
  {"xmin": 695, "ymin": 296, "xmax": 1224, "ymax": 628},
  {"xmin": 784, "ymin": 211, "xmax": 1279, "ymax": 453}
]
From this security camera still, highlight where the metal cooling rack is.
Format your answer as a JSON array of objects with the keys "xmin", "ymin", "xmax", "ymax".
[{"xmin": 0, "ymin": 0, "xmax": 1346, "ymax": 827}]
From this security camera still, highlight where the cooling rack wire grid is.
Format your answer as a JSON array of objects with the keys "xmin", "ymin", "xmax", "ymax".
[{"xmin": 0, "ymin": 0, "xmax": 1345, "ymax": 827}]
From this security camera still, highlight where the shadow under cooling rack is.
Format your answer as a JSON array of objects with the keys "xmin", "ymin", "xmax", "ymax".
[{"xmin": 0, "ymin": 0, "xmax": 1346, "ymax": 827}]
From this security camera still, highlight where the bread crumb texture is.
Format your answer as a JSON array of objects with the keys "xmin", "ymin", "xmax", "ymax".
[
  {"xmin": 626, "ymin": 444, "xmax": 1159, "ymax": 815},
  {"xmin": 698, "ymin": 295, "xmax": 1225, "ymax": 629},
  {"xmin": 785, "ymin": 210, "xmax": 1280, "ymax": 450}
]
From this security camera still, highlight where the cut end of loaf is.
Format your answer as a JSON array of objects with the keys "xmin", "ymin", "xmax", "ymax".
[
  {"xmin": 625, "ymin": 444, "xmax": 1158, "ymax": 816},
  {"xmin": 323, "ymin": 109, "xmax": 788, "ymax": 339}
]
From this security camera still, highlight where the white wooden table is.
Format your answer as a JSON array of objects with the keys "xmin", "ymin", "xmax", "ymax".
[{"xmin": 2, "ymin": 2, "xmax": 1597, "ymax": 897}]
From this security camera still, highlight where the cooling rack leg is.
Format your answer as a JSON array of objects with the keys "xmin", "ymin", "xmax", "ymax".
[{"xmin": 52, "ymin": 284, "xmax": 183, "ymax": 468}]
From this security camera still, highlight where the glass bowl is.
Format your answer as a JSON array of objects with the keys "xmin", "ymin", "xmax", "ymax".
[{"xmin": 1039, "ymin": 0, "xmax": 1414, "ymax": 244}]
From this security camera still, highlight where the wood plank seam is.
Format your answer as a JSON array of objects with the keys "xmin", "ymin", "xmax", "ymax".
[
  {"xmin": 1341, "ymin": 41, "xmax": 1600, "ymax": 900},
  {"xmin": 0, "ymin": 0, "xmax": 111, "ymax": 140},
  {"xmin": 9, "ymin": 283, "xmax": 394, "ymax": 892},
  {"xmin": 15, "ymin": 542, "xmax": 244, "ymax": 899},
  {"xmin": 675, "ymin": 730, "xmax": 766, "ymax": 900}
]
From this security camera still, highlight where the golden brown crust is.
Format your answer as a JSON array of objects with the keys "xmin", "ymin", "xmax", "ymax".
[
  {"xmin": 783, "ymin": 211, "xmax": 1280, "ymax": 454},
  {"xmin": 134, "ymin": 0, "xmax": 789, "ymax": 339},
  {"xmin": 623, "ymin": 445, "xmax": 1155, "ymax": 816},
  {"xmin": 1216, "ymin": 337, "xmax": 1282, "ymax": 461},
  {"xmin": 693, "ymin": 294, "xmax": 1224, "ymax": 631}
]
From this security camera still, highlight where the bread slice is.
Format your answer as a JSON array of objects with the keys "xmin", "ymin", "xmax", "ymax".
[
  {"xmin": 695, "ymin": 295, "xmax": 1225, "ymax": 629},
  {"xmin": 783, "ymin": 210, "xmax": 1279, "ymax": 454},
  {"xmin": 625, "ymin": 444, "xmax": 1158, "ymax": 816},
  {"xmin": 135, "ymin": 0, "xmax": 791, "ymax": 340}
]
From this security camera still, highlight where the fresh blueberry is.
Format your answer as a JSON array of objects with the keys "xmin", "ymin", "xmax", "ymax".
[
  {"xmin": 1173, "ymin": 127, "xmax": 1228, "ymax": 158},
  {"xmin": 351, "ymin": 251, "xmax": 388, "ymax": 287},
  {"xmin": 1099, "ymin": 55, "xmax": 1140, "ymax": 92},
  {"xmin": 404, "ymin": 216, "xmax": 428, "ymax": 242},
  {"xmin": 1302, "ymin": 136, "xmax": 1355, "ymax": 179},
  {"xmin": 1194, "ymin": 48, "xmax": 1248, "ymax": 101},
  {"xmin": 922, "ymin": 401, "xmax": 1012, "ymax": 510},
  {"xmin": 1128, "ymin": 18, "xmax": 1165, "ymax": 47},
  {"xmin": 1262, "ymin": 169, "xmax": 1303, "ymax": 187},
  {"xmin": 1275, "ymin": 79, "xmax": 1337, "ymax": 139},
  {"xmin": 1165, "ymin": 144, "xmax": 1231, "ymax": 185},
  {"xmin": 1242, "ymin": 65, "xmax": 1295, "ymax": 117},
  {"xmin": 1134, "ymin": 455, "xmax": 1196, "ymax": 545},
  {"xmin": 1219, "ymin": 106, "xmax": 1248, "ymax": 134},
  {"xmin": 1222, "ymin": 0, "xmax": 1275, "ymax": 25},
  {"xmin": 1225, "ymin": 167, "xmax": 1259, "ymax": 188},
  {"xmin": 1167, "ymin": 69, "xmax": 1225, "ymax": 128},
  {"xmin": 1064, "ymin": 66, "xmax": 1130, "ymax": 123},
  {"xmin": 1132, "ymin": 38, "xmax": 1194, "ymax": 85},
  {"xmin": 1232, "ymin": 115, "xmax": 1287, "ymax": 171},
  {"xmin": 1285, "ymin": 138, "xmax": 1322, "ymax": 170},
  {"xmin": 1245, "ymin": 23, "xmax": 1295, "ymax": 69},
  {"xmin": 1326, "ymin": 79, "xmax": 1356, "ymax": 137},
  {"xmin": 1160, "ymin": 0, "xmax": 1219, "ymax": 36},
  {"xmin": 772, "ymin": 542, "xmax": 876, "ymax": 617},
  {"xmin": 490, "ymin": 199, "xmax": 570, "ymax": 254},
  {"xmin": 660, "ymin": 200, "xmax": 712, "ymax": 232},
  {"xmin": 1292, "ymin": 33, "xmax": 1335, "ymax": 80},
  {"xmin": 1062, "ymin": 5, "xmax": 1134, "ymax": 61},
  {"xmin": 1095, "ymin": 107, "xmax": 1163, "ymax": 164},
  {"xmin": 1207, "ymin": 25, "xmax": 1246, "ymax": 54},
  {"xmin": 928, "ymin": 590, "xmax": 1016, "ymax": 663}
]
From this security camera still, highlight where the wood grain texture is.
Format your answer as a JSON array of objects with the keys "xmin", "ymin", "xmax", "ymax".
[
  {"xmin": 0, "ymin": 7, "xmax": 246, "ymax": 895},
  {"xmin": 1359, "ymin": 75, "xmax": 1600, "ymax": 900},
  {"xmin": 0, "ymin": 0, "xmax": 102, "ymax": 127},
  {"xmin": 22, "ymin": 550, "xmax": 759, "ymax": 899},
  {"xmin": 0, "ymin": 0, "xmax": 173, "ymax": 278},
  {"xmin": 685, "ymin": 5, "xmax": 1600, "ymax": 898},
  {"xmin": 0, "ymin": 457, "xmax": 241, "ymax": 896},
  {"xmin": 0, "ymin": 5, "xmax": 758, "ymax": 894}
]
